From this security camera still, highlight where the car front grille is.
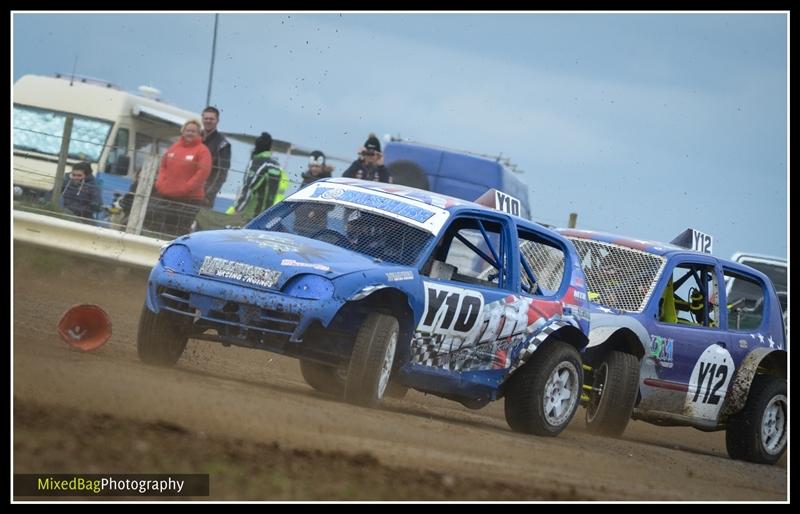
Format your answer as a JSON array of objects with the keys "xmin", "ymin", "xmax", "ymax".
[{"xmin": 156, "ymin": 287, "xmax": 300, "ymax": 338}]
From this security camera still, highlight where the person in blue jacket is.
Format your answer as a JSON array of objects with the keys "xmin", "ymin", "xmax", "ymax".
[{"xmin": 61, "ymin": 161, "xmax": 102, "ymax": 219}]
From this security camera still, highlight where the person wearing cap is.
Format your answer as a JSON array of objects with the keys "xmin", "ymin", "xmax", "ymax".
[
  {"xmin": 342, "ymin": 134, "xmax": 392, "ymax": 183},
  {"xmin": 226, "ymin": 131, "xmax": 288, "ymax": 220},
  {"xmin": 294, "ymin": 150, "xmax": 335, "ymax": 237},
  {"xmin": 300, "ymin": 150, "xmax": 333, "ymax": 188},
  {"xmin": 61, "ymin": 161, "xmax": 103, "ymax": 220}
]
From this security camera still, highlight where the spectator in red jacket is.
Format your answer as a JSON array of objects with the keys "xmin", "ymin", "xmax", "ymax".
[{"xmin": 145, "ymin": 120, "xmax": 212, "ymax": 237}]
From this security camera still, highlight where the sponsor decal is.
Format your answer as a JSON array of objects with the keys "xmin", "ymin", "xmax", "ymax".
[
  {"xmin": 386, "ymin": 271, "xmax": 414, "ymax": 282},
  {"xmin": 412, "ymin": 285, "xmax": 565, "ymax": 372},
  {"xmin": 738, "ymin": 339, "xmax": 748, "ymax": 349},
  {"xmin": 320, "ymin": 188, "xmax": 345, "ymax": 200},
  {"xmin": 685, "ymin": 344, "xmax": 733, "ymax": 420},
  {"xmin": 649, "ymin": 335, "xmax": 674, "ymax": 368},
  {"xmin": 418, "ymin": 282, "xmax": 484, "ymax": 338},
  {"xmin": 563, "ymin": 304, "xmax": 590, "ymax": 321},
  {"xmin": 199, "ymin": 256, "xmax": 281, "ymax": 288},
  {"xmin": 280, "ymin": 259, "xmax": 330, "ymax": 272},
  {"xmin": 310, "ymin": 187, "xmax": 436, "ymax": 223}
]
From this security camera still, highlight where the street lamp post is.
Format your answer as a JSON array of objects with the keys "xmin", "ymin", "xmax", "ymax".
[{"xmin": 206, "ymin": 13, "xmax": 219, "ymax": 107}]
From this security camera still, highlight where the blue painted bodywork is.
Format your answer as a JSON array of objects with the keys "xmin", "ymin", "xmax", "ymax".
[
  {"xmin": 144, "ymin": 179, "xmax": 589, "ymax": 406},
  {"xmin": 559, "ymin": 228, "xmax": 786, "ymax": 429}
]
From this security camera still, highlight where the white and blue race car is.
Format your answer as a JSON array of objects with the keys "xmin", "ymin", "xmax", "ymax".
[
  {"xmin": 561, "ymin": 229, "xmax": 787, "ymax": 464},
  {"xmin": 138, "ymin": 178, "xmax": 591, "ymax": 436}
]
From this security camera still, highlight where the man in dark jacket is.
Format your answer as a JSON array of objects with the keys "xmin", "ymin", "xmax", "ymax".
[
  {"xmin": 342, "ymin": 134, "xmax": 392, "ymax": 183},
  {"xmin": 61, "ymin": 161, "xmax": 103, "ymax": 220},
  {"xmin": 201, "ymin": 106, "xmax": 232, "ymax": 207}
]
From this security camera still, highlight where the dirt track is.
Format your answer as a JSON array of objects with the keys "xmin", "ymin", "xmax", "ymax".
[{"xmin": 12, "ymin": 243, "xmax": 788, "ymax": 501}]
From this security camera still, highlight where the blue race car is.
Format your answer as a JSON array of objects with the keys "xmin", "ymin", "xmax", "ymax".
[
  {"xmin": 138, "ymin": 178, "xmax": 591, "ymax": 436},
  {"xmin": 560, "ymin": 229, "xmax": 787, "ymax": 464}
]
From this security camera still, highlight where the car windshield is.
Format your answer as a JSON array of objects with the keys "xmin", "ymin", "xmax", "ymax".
[
  {"xmin": 567, "ymin": 238, "xmax": 666, "ymax": 312},
  {"xmin": 246, "ymin": 200, "xmax": 434, "ymax": 266}
]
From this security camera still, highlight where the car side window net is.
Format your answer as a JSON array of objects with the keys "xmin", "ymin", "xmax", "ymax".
[
  {"xmin": 723, "ymin": 269, "xmax": 766, "ymax": 331},
  {"xmin": 660, "ymin": 264, "xmax": 719, "ymax": 328},
  {"xmin": 424, "ymin": 218, "xmax": 506, "ymax": 289},
  {"xmin": 518, "ymin": 231, "xmax": 566, "ymax": 296}
]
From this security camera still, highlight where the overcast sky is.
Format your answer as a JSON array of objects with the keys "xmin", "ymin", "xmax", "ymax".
[{"xmin": 12, "ymin": 12, "xmax": 788, "ymax": 260}]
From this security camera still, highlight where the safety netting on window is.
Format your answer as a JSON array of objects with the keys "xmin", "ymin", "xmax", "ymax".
[
  {"xmin": 566, "ymin": 238, "xmax": 666, "ymax": 312},
  {"xmin": 519, "ymin": 240, "xmax": 566, "ymax": 295},
  {"xmin": 248, "ymin": 201, "xmax": 434, "ymax": 266}
]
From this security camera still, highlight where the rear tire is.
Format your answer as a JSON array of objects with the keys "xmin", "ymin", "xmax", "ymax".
[
  {"xmin": 343, "ymin": 312, "xmax": 399, "ymax": 408},
  {"xmin": 137, "ymin": 305, "xmax": 188, "ymax": 366},
  {"xmin": 585, "ymin": 351, "xmax": 640, "ymax": 437},
  {"xmin": 725, "ymin": 375, "xmax": 787, "ymax": 465},
  {"xmin": 299, "ymin": 360, "xmax": 346, "ymax": 396},
  {"xmin": 504, "ymin": 340, "xmax": 582, "ymax": 436}
]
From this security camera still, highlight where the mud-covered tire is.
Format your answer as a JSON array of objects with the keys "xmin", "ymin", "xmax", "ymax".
[
  {"xmin": 585, "ymin": 351, "xmax": 640, "ymax": 437},
  {"xmin": 725, "ymin": 375, "xmax": 787, "ymax": 465},
  {"xmin": 504, "ymin": 340, "xmax": 582, "ymax": 436},
  {"xmin": 299, "ymin": 360, "xmax": 346, "ymax": 396},
  {"xmin": 137, "ymin": 305, "xmax": 189, "ymax": 366},
  {"xmin": 343, "ymin": 312, "xmax": 399, "ymax": 408}
]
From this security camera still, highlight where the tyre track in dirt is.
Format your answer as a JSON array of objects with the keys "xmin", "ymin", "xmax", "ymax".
[{"xmin": 12, "ymin": 244, "xmax": 787, "ymax": 500}]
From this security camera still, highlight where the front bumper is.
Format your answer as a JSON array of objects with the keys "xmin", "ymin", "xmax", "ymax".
[{"xmin": 147, "ymin": 267, "xmax": 342, "ymax": 348}]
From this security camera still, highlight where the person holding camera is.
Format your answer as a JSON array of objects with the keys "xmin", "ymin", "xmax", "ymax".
[{"xmin": 342, "ymin": 134, "xmax": 392, "ymax": 183}]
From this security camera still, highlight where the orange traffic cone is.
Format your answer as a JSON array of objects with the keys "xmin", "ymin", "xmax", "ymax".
[{"xmin": 57, "ymin": 304, "xmax": 112, "ymax": 352}]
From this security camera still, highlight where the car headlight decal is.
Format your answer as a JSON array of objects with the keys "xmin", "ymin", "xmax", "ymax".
[
  {"xmin": 283, "ymin": 274, "xmax": 334, "ymax": 300},
  {"xmin": 160, "ymin": 244, "xmax": 193, "ymax": 273}
]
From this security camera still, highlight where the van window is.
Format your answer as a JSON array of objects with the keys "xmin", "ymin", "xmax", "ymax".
[
  {"xmin": 157, "ymin": 138, "xmax": 174, "ymax": 156},
  {"xmin": 134, "ymin": 133, "xmax": 176, "ymax": 172},
  {"xmin": 13, "ymin": 105, "xmax": 112, "ymax": 162},
  {"xmin": 105, "ymin": 128, "xmax": 130, "ymax": 175},
  {"xmin": 134, "ymin": 133, "xmax": 155, "ymax": 172},
  {"xmin": 724, "ymin": 270, "xmax": 765, "ymax": 331}
]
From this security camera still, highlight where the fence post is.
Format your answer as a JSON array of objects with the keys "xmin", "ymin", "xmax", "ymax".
[
  {"xmin": 125, "ymin": 155, "xmax": 159, "ymax": 235},
  {"xmin": 568, "ymin": 212, "xmax": 578, "ymax": 228},
  {"xmin": 50, "ymin": 115, "xmax": 74, "ymax": 206}
]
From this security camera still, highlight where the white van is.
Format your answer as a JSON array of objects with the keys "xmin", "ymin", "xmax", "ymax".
[
  {"xmin": 727, "ymin": 253, "xmax": 787, "ymax": 327},
  {"xmin": 13, "ymin": 73, "xmax": 197, "ymax": 196}
]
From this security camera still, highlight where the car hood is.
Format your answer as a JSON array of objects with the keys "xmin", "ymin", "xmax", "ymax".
[{"xmin": 167, "ymin": 229, "xmax": 381, "ymax": 287}]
